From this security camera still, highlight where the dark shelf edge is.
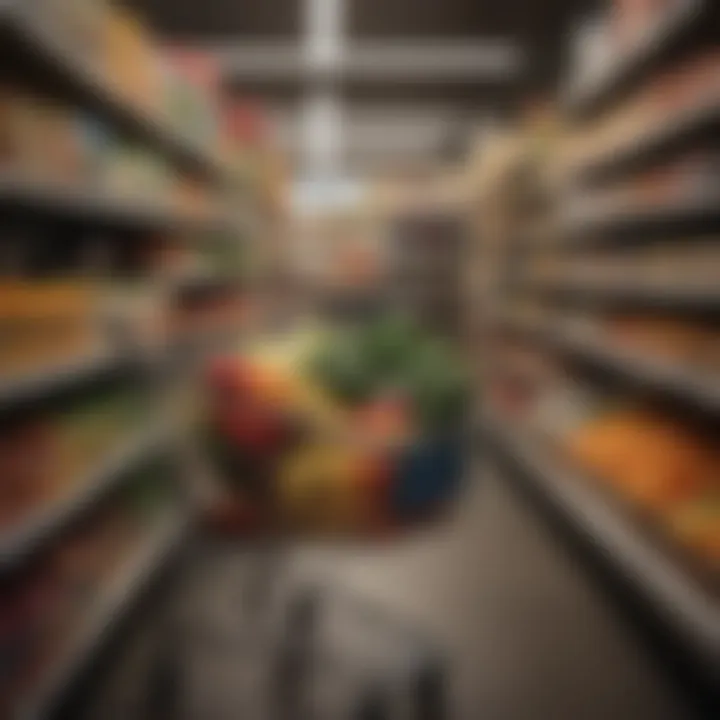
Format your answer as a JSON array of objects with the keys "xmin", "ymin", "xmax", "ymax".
[
  {"xmin": 529, "ymin": 277, "xmax": 720, "ymax": 310},
  {"xmin": 568, "ymin": 101, "xmax": 720, "ymax": 187},
  {"xmin": 0, "ymin": 352, "xmax": 125, "ymax": 412},
  {"xmin": 560, "ymin": 195, "xmax": 720, "ymax": 243},
  {"xmin": 0, "ymin": 175, "xmax": 233, "ymax": 232},
  {"xmin": 501, "ymin": 318, "xmax": 720, "ymax": 415}
]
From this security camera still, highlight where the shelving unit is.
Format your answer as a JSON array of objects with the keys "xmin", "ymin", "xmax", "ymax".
[
  {"xmin": 486, "ymin": 414, "xmax": 720, "ymax": 688},
  {"xmin": 471, "ymin": 0, "xmax": 720, "ymax": 705},
  {"xmin": 0, "ymin": 424, "xmax": 170, "ymax": 570},
  {"xmin": 17, "ymin": 512, "xmax": 190, "ymax": 720},
  {"xmin": 564, "ymin": 0, "xmax": 707, "ymax": 119},
  {"xmin": 0, "ymin": 175, "xmax": 235, "ymax": 232},
  {"xmin": 560, "ymin": 193, "xmax": 720, "ymax": 243},
  {"xmin": 0, "ymin": 2, "xmax": 259, "ymax": 717},
  {"xmin": 567, "ymin": 100, "xmax": 720, "ymax": 187},
  {"xmin": 531, "ymin": 276, "xmax": 720, "ymax": 309},
  {"xmin": 0, "ymin": 351, "xmax": 123, "ymax": 411},
  {"xmin": 0, "ymin": 2, "xmax": 226, "ymax": 182},
  {"xmin": 500, "ymin": 315, "xmax": 720, "ymax": 415}
]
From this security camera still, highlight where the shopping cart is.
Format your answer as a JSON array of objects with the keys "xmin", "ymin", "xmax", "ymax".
[{"xmin": 155, "ymin": 537, "xmax": 449, "ymax": 720}]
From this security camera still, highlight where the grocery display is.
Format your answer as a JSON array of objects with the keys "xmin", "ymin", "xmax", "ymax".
[
  {"xmin": 169, "ymin": 280, "xmax": 248, "ymax": 347},
  {"xmin": 0, "ymin": 380, "xmax": 151, "ymax": 536},
  {"xmin": 0, "ymin": 280, "xmax": 104, "ymax": 380},
  {"xmin": 0, "ymin": 87, "xmax": 222, "ymax": 224},
  {"xmin": 0, "ymin": 0, "xmax": 227, "ymax": 176},
  {"xmin": 564, "ymin": 0, "xmax": 709, "ymax": 117},
  {"xmin": 0, "ymin": 2, "xmax": 266, "ymax": 717},
  {"xmin": 472, "ymin": 0, "xmax": 719, "ymax": 694},
  {"xmin": 0, "ymin": 0, "xmax": 718, "ymax": 717},
  {"xmin": 489, "ymin": 350, "xmax": 720, "ymax": 569},
  {"xmin": 567, "ymin": 406, "xmax": 719, "ymax": 563},
  {"xmin": 0, "ymin": 459, "xmax": 182, "ymax": 719},
  {"xmin": 202, "ymin": 319, "xmax": 469, "ymax": 534}
]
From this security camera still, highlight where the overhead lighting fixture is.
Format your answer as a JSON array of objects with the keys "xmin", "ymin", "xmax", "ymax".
[
  {"xmin": 301, "ymin": 91, "xmax": 343, "ymax": 177},
  {"xmin": 304, "ymin": 0, "xmax": 346, "ymax": 71},
  {"xmin": 301, "ymin": 0, "xmax": 346, "ymax": 178}
]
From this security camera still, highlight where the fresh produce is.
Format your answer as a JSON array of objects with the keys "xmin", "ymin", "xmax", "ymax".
[
  {"xmin": 669, "ymin": 494, "xmax": 720, "ymax": 565},
  {"xmin": 566, "ymin": 406, "xmax": 720, "ymax": 564},
  {"xmin": 360, "ymin": 313, "xmax": 420, "ymax": 381},
  {"xmin": 278, "ymin": 442, "xmax": 367, "ymax": 531},
  {"xmin": 204, "ymin": 318, "xmax": 468, "ymax": 534},
  {"xmin": 567, "ymin": 409, "xmax": 715, "ymax": 512},
  {"xmin": 308, "ymin": 329, "xmax": 375, "ymax": 407},
  {"xmin": 405, "ymin": 339, "xmax": 470, "ymax": 433},
  {"xmin": 307, "ymin": 315, "xmax": 470, "ymax": 433}
]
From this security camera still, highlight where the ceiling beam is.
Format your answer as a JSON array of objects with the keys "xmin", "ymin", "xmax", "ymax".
[{"xmin": 216, "ymin": 39, "xmax": 522, "ymax": 84}]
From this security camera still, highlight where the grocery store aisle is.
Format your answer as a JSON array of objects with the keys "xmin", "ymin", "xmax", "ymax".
[
  {"xmin": 287, "ymin": 458, "xmax": 697, "ymax": 720},
  {"xmin": 72, "ymin": 459, "xmax": 706, "ymax": 720}
]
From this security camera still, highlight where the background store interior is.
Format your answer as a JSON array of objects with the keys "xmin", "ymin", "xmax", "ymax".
[{"xmin": 1, "ymin": 0, "xmax": 719, "ymax": 718}]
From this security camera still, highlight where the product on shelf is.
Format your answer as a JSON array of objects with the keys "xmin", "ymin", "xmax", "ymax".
[
  {"xmin": 605, "ymin": 315, "xmax": 720, "ymax": 371},
  {"xmin": 0, "ymin": 460, "xmax": 178, "ymax": 716},
  {"xmin": 566, "ymin": 406, "xmax": 720, "ymax": 563},
  {"xmin": 0, "ymin": 381, "xmax": 150, "ymax": 532},
  {"xmin": 162, "ymin": 49, "xmax": 221, "ymax": 152},
  {"xmin": 0, "ymin": 91, "xmax": 82, "ymax": 182},
  {"xmin": 561, "ymin": 46, "xmax": 720, "ymax": 176},
  {"xmin": 222, "ymin": 100, "xmax": 267, "ymax": 191},
  {"xmin": 170, "ymin": 282, "xmax": 246, "ymax": 342},
  {"xmin": 490, "ymin": 347, "xmax": 720, "ymax": 568},
  {"xmin": 567, "ymin": 0, "xmax": 694, "ymax": 97},
  {"xmin": 33, "ymin": 0, "xmax": 111, "ymax": 70},
  {"xmin": 0, "ymin": 416, "xmax": 56, "ymax": 529},
  {"xmin": 0, "ymin": 280, "xmax": 103, "ymax": 378},
  {"xmin": 105, "ymin": 5, "xmax": 164, "ymax": 115},
  {"xmin": 612, "ymin": 0, "xmax": 680, "ymax": 49},
  {"xmin": 0, "ymin": 85, "xmax": 216, "ymax": 211},
  {"xmin": 221, "ymin": 99, "xmax": 289, "ymax": 213},
  {"xmin": 530, "ymin": 239, "xmax": 720, "ymax": 292}
]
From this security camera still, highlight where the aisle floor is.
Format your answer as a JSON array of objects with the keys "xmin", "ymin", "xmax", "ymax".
[
  {"xmin": 170, "ymin": 459, "xmax": 697, "ymax": 720},
  {"xmin": 284, "ymin": 462, "xmax": 693, "ymax": 720}
]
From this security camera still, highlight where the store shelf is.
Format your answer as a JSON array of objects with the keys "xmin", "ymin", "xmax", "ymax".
[
  {"xmin": 170, "ymin": 272, "xmax": 242, "ymax": 294},
  {"xmin": 0, "ymin": 425, "xmax": 169, "ymax": 571},
  {"xmin": 0, "ymin": 175, "xmax": 231, "ymax": 233},
  {"xmin": 0, "ymin": 351, "xmax": 123, "ymax": 412},
  {"xmin": 553, "ymin": 326, "xmax": 720, "ymax": 415},
  {"xmin": 0, "ymin": 3, "xmax": 226, "ymax": 183},
  {"xmin": 504, "ymin": 317, "xmax": 720, "ymax": 415},
  {"xmin": 562, "ymin": 193, "xmax": 720, "ymax": 242},
  {"xmin": 531, "ymin": 276, "xmax": 720, "ymax": 310},
  {"xmin": 485, "ymin": 412, "xmax": 720, "ymax": 689},
  {"xmin": 569, "ymin": 100, "xmax": 720, "ymax": 187},
  {"xmin": 565, "ymin": 0, "xmax": 707, "ymax": 120},
  {"xmin": 169, "ymin": 316, "xmax": 246, "ymax": 355},
  {"xmin": 17, "ymin": 511, "xmax": 190, "ymax": 720}
]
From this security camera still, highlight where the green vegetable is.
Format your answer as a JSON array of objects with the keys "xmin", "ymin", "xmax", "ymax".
[
  {"xmin": 308, "ymin": 331, "xmax": 374, "ymax": 406},
  {"xmin": 308, "ymin": 315, "xmax": 470, "ymax": 431},
  {"xmin": 360, "ymin": 313, "xmax": 419, "ymax": 380},
  {"xmin": 406, "ymin": 339, "xmax": 470, "ymax": 433}
]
